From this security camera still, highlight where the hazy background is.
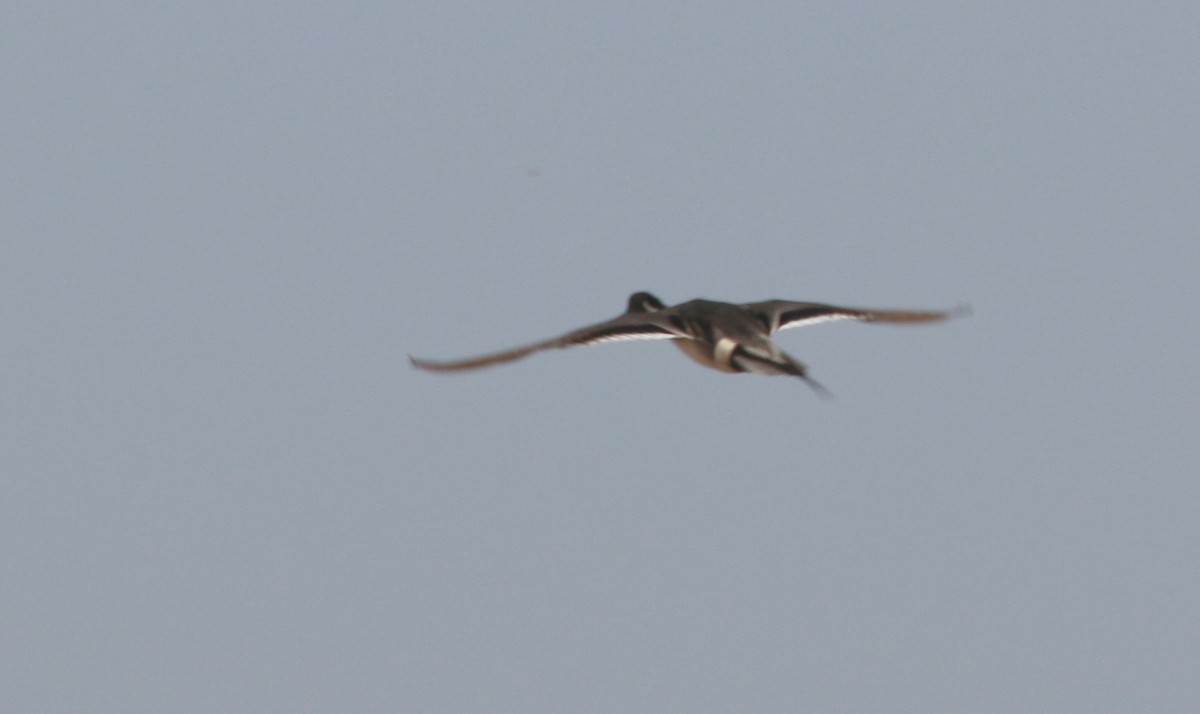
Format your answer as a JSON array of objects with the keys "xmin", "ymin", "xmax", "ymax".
[{"xmin": 3, "ymin": 3, "xmax": 1197, "ymax": 712}]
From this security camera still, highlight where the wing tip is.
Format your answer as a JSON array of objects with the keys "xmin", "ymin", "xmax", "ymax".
[{"xmin": 409, "ymin": 354, "xmax": 445, "ymax": 372}]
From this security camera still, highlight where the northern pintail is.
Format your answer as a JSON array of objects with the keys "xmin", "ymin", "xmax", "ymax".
[{"xmin": 410, "ymin": 292, "xmax": 966, "ymax": 395}]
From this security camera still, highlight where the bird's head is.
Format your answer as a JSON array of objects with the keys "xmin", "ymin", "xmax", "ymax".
[{"xmin": 626, "ymin": 291, "xmax": 665, "ymax": 313}]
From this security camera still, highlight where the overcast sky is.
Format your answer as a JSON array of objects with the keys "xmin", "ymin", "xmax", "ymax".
[{"xmin": 3, "ymin": 3, "xmax": 1198, "ymax": 712}]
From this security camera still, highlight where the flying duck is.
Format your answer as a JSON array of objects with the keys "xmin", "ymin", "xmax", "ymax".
[{"xmin": 410, "ymin": 292, "xmax": 966, "ymax": 395}]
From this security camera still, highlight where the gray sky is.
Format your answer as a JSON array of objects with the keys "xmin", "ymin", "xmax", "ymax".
[{"xmin": 4, "ymin": 3, "xmax": 1198, "ymax": 712}]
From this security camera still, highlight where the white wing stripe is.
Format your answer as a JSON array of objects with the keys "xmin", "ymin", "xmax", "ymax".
[
  {"xmin": 579, "ymin": 332, "xmax": 681, "ymax": 344},
  {"xmin": 776, "ymin": 313, "xmax": 857, "ymax": 330}
]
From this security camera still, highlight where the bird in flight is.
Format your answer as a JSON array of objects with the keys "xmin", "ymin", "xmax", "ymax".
[{"xmin": 410, "ymin": 292, "xmax": 966, "ymax": 396}]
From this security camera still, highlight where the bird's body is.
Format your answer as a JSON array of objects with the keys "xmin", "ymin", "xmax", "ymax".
[{"xmin": 410, "ymin": 291, "xmax": 965, "ymax": 395}]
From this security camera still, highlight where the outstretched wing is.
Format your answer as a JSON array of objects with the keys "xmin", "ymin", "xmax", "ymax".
[
  {"xmin": 743, "ymin": 301, "xmax": 969, "ymax": 333},
  {"xmin": 409, "ymin": 311, "xmax": 689, "ymax": 373}
]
